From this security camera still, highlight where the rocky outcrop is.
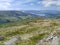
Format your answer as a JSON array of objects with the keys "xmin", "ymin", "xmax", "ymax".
[
  {"xmin": 0, "ymin": 36, "xmax": 5, "ymax": 41},
  {"xmin": 36, "ymin": 30, "xmax": 60, "ymax": 45},
  {"xmin": 3, "ymin": 36, "xmax": 21, "ymax": 45}
]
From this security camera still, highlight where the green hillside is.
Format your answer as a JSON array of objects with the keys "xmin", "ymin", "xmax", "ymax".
[
  {"xmin": 0, "ymin": 18, "xmax": 60, "ymax": 45},
  {"xmin": 0, "ymin": 11, "xmax": 38, "ymax": 24}
]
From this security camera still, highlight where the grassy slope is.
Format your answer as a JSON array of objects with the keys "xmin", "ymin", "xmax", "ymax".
[{"xmin": 0, "ymin": 18, "xmax": 60, "ymax": 45}]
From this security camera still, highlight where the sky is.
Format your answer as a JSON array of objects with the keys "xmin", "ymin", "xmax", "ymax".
[{"xmin": 0, "ymin": 0, "xmax": 60, "ymax": 10}]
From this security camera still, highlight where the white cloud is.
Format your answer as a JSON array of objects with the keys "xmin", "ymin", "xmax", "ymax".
[
  {"xmin": 24, "ymin": 0, "xmax": 34, "ymax": 3},
  {"xmin": 37, "ymin": 1, "xmax": 41, "ymax": 4},
  {"xmin": 30, "ymin": 3, "xmax": 35, "ymax": 5},
  {"xmin": 0, "ymin": 0, "xmax": 59, "ymax": 10},
  {"xmin": 18, "ymin": 0, "xmax": 35, "ymax": 3},
  {"xmin": 0, "ymin": 0, "xmax": 13, "ymax": 10},
  {"xmin": 42, "ymin": 1, "xmax": 60, "ymax": 7},
  {"xmin": 56, "ymin": 1, "xmax": 60, "ymax": 6}
]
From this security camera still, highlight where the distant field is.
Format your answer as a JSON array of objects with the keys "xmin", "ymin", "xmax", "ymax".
[{"xmin": 0, "ymin": 18, "xmax": 60, "ymax": 45}]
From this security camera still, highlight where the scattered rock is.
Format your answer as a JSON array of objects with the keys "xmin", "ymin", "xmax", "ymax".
[
  {"xmin": 3, "ymin": 36, "xmax": 21, "ymax": 45},
  {"xmin": 36, "ymin": 30, "xmax": 60, "ymax": 45},
  {"xmin": 52, "ymin": 36, "xmax": 59, "ymax": 45},
  {"xmin": 0, "ymin": 36, "xmax": 5, "ymax": 41}
]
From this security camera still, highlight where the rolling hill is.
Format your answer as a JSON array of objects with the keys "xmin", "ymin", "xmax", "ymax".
[
  {"xmin": 0, "ymin": 11, "xmax": 39, "ymax": 24},
  {"xmin": 0, "ymin": 10, "xmax": 60, "ymax": 24},
  {"xmin": 23, "ymin": 10, "xmax": 60, "ymax": 18}
]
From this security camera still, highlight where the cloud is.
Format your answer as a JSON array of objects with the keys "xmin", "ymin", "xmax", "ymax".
[
  {"xmin": 0, "ymin": 0, "xmax": 37, "ymax": 10},
  {"xmin": 30, "ymin": 3, "xmax": 35, "ymax": 5},
  {"xmin": 0, "ymin": 0, "xmax": 59, "ymax": 10},
  {"xmin": 41, "ymin": 1, "xmax": 60, "ymax": 7},
  {"xmin": 37, "ymin": 1, "xmax": 41, "ymax": 4},
  {"xmin": 0, "ymin": 0, "xmax": 14, "ymax": 10}
]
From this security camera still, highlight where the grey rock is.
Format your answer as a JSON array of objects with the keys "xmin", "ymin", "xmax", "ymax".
[
  {"xmin": 4, "ymin": 36, "xmax": 21, "ymax": 45},
  {"xmin": 0, "ymin": 36, "xmax": 5, "ymax": 41}
]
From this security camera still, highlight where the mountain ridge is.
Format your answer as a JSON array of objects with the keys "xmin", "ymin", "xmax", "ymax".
[{"xmin": 0, "ymin": 10, "xmax": 60, "ymax": 24}]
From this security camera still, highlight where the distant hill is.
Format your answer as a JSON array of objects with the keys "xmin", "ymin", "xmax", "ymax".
[
  {"xmin": 0, "ymin": 11, "xmax": 39, "ymax": 24},
  {"xmin": 23, "ymin": 10, "xmax": 60, "ymax": 18},
  {"xmin": 0, "ymin": 10, "xmax": 60, "ymax": 24}
]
